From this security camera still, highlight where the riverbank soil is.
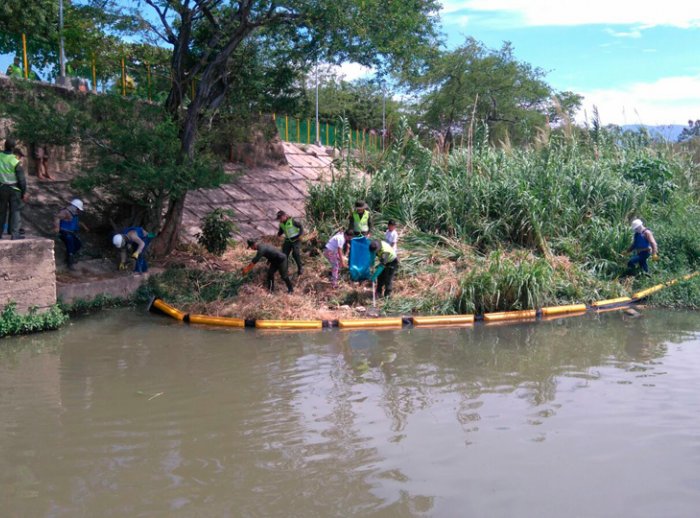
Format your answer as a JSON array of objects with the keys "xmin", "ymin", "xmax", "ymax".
[{"xmin": 152, "ymin": 237, "xmax": 466, "ymax": 321}]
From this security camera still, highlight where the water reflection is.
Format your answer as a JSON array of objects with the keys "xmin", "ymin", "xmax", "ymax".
[{"xmin": 1, "ymin": 309, "xmax": 700, "ymax": 517}]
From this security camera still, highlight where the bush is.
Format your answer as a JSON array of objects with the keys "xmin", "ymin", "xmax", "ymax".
[
  {"xmin": 0, "ymin": 302, "xmax": 68, "ymax": 338},
  {"xmin": 197, "ymin": 209, "xmax": 236, "ymax": 255}
]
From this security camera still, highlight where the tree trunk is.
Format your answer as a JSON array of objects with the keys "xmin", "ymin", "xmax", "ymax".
[{"xmin": 151, "ymin": 195, "xmax": 186, "ymax": 256}]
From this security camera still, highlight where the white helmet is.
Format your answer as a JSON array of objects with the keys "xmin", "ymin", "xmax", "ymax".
[
  {"xmin": 112, "ymin": 234, "xmax": 125, "ymax": 248},
  {"xmin": 631, "ymin": 219, "xmax": 643, "ymax": 232},
  {"xmin": 70, "ymin": 198, "xmax": 84, "ymax": 211}
]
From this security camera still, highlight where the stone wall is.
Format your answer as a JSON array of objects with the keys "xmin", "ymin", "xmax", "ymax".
[{"xmin": 0, "ymin": 238, "xmax": 57, "ymax": 313}]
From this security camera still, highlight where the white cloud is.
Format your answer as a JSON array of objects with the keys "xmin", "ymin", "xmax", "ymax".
[
  {"xmin": 441, "ymin": 0, "xmax": 700, "ymax": 28},
  {"xmin": 577, "ymin": 75, "xmax": 700, "ymax": 125},
  {"xmin": 331, "ymin": 62, "xmax": 373, "ymax": 82},
  {"xmin": 605, "ymin": 28, "xmax": 642, "ymax": 38}
]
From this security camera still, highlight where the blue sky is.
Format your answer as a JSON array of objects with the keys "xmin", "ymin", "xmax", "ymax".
[
  {"xmin": 437, "ymin": 0, "xmax": 700, "ymax": 125},
  {"xmin": 3, "ymin": 0, "xmax": 699, "ymax": 125}
]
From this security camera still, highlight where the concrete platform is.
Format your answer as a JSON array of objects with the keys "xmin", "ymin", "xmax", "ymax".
[{"xmin": 0, "ymin": 238, "xmax": 57, "ymax": 312}]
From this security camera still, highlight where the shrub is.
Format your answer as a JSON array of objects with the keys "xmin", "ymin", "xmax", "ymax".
[
  {"xmin": 197, "ymin": 209, "xmax": 236, "ymax": 255},
  {"xmin": 0, "ymin": 302, "xmax": 68, "ymax": 338}
]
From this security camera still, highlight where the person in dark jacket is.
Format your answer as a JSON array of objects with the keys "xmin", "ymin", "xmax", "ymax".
[
  {"xmin": 242, "ymin": 238, "xmax": 294, "ymax": 293},
  {"xmin": 276, "ymin": 210, "xmax": 304, "ymax": 275}
]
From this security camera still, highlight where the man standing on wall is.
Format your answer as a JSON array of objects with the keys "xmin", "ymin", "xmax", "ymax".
[
  {"xmin": 6, "ymin": 56, "xmax": 22, "ymax": 78},
  {"xmin": 0, "ymin": 139, "xmax": 27, "ymax": 240}
]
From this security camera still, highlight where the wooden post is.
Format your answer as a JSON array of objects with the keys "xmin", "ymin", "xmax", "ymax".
[
  {"xmin": 296, "ymin": 119, "xmax": 300, "ymax": 142},
  {"xmin": 146, "ymin": 62, "xmax": 151, "ymax": 101},
  {"xmin": 121, "ymin": 58, "xmax": 126, "ymax": 96},
  {"xmin": 21, "ymin": 33, "xmax": 28, "ymax": 79},
  {"xmin": 307, "ymin": 119, "xmax": 311, "ymax": 144},
  {"xmin": 325, "ymin": 123, "xmax": 329, "ymax": 145},
  {"xmin": 91, "ymin": 55, "xmax": 97, "ymax": 93},
  {"xmin": 285, "ymin": 115, "xmax": 289, "ymax": 141}
]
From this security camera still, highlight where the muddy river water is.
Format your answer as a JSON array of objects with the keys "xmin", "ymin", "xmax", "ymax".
[{"xmin": 2, "ymin": 308, "xmax": 700, "ymax": 517}]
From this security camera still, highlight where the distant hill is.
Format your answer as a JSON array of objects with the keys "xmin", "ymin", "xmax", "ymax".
[{"xmin": 621, "ymin": 124, "xmax": 686, "ymax": 142}]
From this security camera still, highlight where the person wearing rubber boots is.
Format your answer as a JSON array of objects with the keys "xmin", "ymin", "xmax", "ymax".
[
  {"xmin": 54, "ymin": 198, "xmax": 89, "ymax": 270},
  {"xmin": 627, "ymin": 218, "xmax": 658, "ymax": 274},
  {"xmin": 242, "ymin": 238, "xmax": 294, "ymax": 293},
  {"xmin": 369, "ymin": 239, "xmax": 399, "ymax": 298},
  {"xmin": 112, "ymin": 227, "xmax": 152, "ymax": 273},
  {"xmin": 276, "ymin": 210, "xmax": 304, "ymax": 275},
  {"xmin": 0, "ymin": 138, "xmax": 27, "ymax": 240}
]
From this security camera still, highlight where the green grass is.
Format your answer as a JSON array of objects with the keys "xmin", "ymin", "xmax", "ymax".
[{"xmin": 307, "ymin": 122, "xmax": 700, "ymax": 312}]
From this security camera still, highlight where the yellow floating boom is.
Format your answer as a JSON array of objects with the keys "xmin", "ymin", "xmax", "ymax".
[
  {"xmin": 255, "ymin": 319, "xmax": 323, "ymax": 330},
  {"xmin": 189, "ymin": 314, "xmax": 245, "ymax": 328},
  {"xmin": 483, "ymin": 309, "xmax": 537, "ymax": 322},
  {"xmin": 412, "ymin": 315, "xmax": 474, "ymax": 327}
]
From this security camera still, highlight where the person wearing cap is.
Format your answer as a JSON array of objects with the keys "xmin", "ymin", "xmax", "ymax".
[
  {"xmin": 6, "ymin": 57, "xmax": 22, "ymax": 78},
  {"xmin": 369, "ymin": 238, "xmax": 399, "ymax": 298},
  {"xmin": 112, "ymin": 226, "xmax": 152, "ymax": 273},
  {"xmin": 242, "ymin": 238, "xmax": 294, "ymax": 293},
  {"xmin": 0, "ymin": 138, "xmax": 27, "ymax": 240},
  {"xmin": 324, "ymin": 228, "xmax": 355, "ymax": 288},
  {"xmin": 54, "ymin": 199, "xmax": 89, "ymax": 270},
  {"xmin": 348, "ymin": 200, "xmax": 372, "ymax": 236},
  {"xmin": 627, "ymin": 218, "xmax": 658, "ymax": 274},
  {"xmin": 385, "ymin": 219, "xmax": 398, "ymax": 252},
  {"xmin": 276, "ymin": 210, "xmax": 304, "ymax": 275}
]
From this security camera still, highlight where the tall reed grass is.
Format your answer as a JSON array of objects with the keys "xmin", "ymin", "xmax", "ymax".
[{"xmin": 307, "ymin": 121, "xmax": 700, "ymax": 312}]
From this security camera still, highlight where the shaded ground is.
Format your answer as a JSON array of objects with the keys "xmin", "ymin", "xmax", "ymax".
[{"xmin": 182, "ymin": 143, "xmax": 335, "ymax": 240}]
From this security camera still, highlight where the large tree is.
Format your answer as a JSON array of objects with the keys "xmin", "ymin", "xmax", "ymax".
[
  {"xmin": 410, "ymin": 38, "xmax": 581, "ymax": 149},
  {"xmin": 98, "ymin": 0, "xmax": 441, "ymax": 254}
]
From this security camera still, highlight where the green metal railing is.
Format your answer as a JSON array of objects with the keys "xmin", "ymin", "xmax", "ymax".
[{"xmin": 274, "ymin": 115, "xmax": 380, "ymax": 150}]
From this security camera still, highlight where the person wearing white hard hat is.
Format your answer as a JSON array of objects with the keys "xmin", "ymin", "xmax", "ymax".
[
  {"xmin": 54, "ymin": 198, "xmax": 89, "ymax": 271},
  {"xmin": 627, "ymin": 218, "xmax": 658, "ymax": 274},
  {"xmin": 112, "ymin": 226, "xmax": 152, "ymax": 273}
]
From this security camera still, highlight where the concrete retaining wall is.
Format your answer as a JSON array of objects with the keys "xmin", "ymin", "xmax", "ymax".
[{"xmin": 0, "ymin": 238, "xmax": 57, "ymax": 312}]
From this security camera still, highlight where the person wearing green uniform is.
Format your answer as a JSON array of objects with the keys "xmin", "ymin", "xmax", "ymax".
[
  {"xmin": 242, "ymin": 239, "xmax": 294, "ymax": 293},
  {"xmin": 348, "ymin": 200, "xmax": 372, "ymax": 236},
  {"xmin": 0, "ymin": 139, "xmax": 27, "ymax": 240},
  {"xmin": 6, "ymin": 57, "xmax": 22, "ymax": 78},
  {"xmin": 276, "ymin": 210, "xmax": 304, "ymax": 275},
  {"xmin": 369, "ymin": 239, "xmax": 398, "ymax": 298}
]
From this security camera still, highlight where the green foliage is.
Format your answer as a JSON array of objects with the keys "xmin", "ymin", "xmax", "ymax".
[
  {"xmin": 307, "ymin": 120, "xmax": 700, "ymax": 311},
  {"xmin": 0, "ymin": 302, "xmax": 68, "ymax": 338},
  {"xmin": 136, "ymin": 268, "xmax": 243, "ymax": 306},
  {"xmin": 407, "ymin": 38, "xmax": 581, "ymax": 146},
  {"xmin": 198, "ymin": 209, "xmax": 236, "ymax": 256},
  {"xmin": 456, "ymin": 251, "xmax": 555, "ymax": 313}
]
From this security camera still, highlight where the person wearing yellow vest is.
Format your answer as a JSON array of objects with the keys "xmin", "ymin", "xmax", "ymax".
[
  {"xmin": 0, "ymin": 139, "xmax": 27, "ymax": 240},
  {"xmin": 348, "ymin": 200, "xmax": 372, "ymax": 236},
  {"xmin": 369, "ymin": 239, "xmax": 399, "ymax": 298},
  {"xmin": 6, "ymin": 56, "xmax": 22, "ymax": 78},
  {"xmin": 276, "ymin": 210, "xmax": 304, "ymax": 275}
]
